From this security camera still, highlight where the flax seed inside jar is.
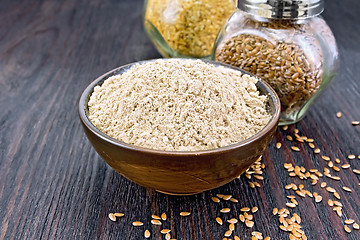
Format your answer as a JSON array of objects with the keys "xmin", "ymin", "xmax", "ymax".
[{"xmin": 214, "ymin": 0, "xmax": 339, "ymax": 125}]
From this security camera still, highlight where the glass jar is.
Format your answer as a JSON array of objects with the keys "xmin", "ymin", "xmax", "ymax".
[
  {"xmin": 214, "ymin": 0, "xmax": 339, "ymax": 125},
  {"xmin": 144, "ymin": 0, "xmax": 236, "ymax": 58}
]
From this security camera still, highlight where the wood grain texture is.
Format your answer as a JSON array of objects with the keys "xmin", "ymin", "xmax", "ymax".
[{"xmin": 0, "ymin": 0, "xmax": 360, "ymax": 239}]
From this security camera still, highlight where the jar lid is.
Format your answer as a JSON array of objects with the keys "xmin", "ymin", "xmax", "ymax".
[{"xmin": 238, "ymin": 0, "xmax": 324, "ymax": 20}]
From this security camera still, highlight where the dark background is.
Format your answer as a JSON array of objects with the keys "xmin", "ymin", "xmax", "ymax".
[{"xmin": 0, "ymin": 0, "xmax": 359, "ymax": 239}]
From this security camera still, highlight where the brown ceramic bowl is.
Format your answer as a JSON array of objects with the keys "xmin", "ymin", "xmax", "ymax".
[{"xmin": 79, "ymin": 59, "xmax": 280, "ymax": 195}]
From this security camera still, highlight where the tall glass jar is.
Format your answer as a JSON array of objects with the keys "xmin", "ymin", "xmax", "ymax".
[
  {"xmin": 144, "ymin": 0, "xmax": 236, "ymax": 58},
  {"xmin": 214, "ymin": 0, "xmax": 339, "ymax": 125}
]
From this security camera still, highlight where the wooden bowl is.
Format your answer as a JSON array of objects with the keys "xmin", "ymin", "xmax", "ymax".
[{"xmin": 79, "ymin": 59, "xmax": 280, "ymax": 195}]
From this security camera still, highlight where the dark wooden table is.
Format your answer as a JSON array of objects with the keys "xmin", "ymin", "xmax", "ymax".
[{"xmin": 1, "ymin": 0, "xmax": 360, "ymax": 239}]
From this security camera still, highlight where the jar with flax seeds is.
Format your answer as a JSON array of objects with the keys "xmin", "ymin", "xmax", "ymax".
[
  {"xmin": 144, "ymin": 0, "xmax": 236, "ymax": 58},
  {"xmin": 214, "ymin": 0, "xmax": 339, "ymax": 125}
]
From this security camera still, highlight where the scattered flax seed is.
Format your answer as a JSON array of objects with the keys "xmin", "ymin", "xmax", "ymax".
[
  {"xmin": 165, "ymin": 233, "xmax": 171, "ymax": 240},
  {"xmin": 334, "ymin": 201, "xmax": 343, "ymax": 207},
  {"xmin": 264, "ymin": 237, "xmax": 270, "ymax": 240},
  {"xmin": 314, "ymin": 148, "xmax": 321, "ymax": 154},
  {"xmin": 220, "ymin": 208, "xmax": 231, "ymax": 213},
  {"xmin": 342, "ymin": 164, "xmax": 350, "ymax": 169},
  {"xmin": 239, "ymin": 214, "xmax": 245, "ymax": 222},
  {"xmin": 335, "ymin": 158, "xmax": 341, "ymax": 164},
  {"xmin": 151, "ymin": 219, "xmax": 162, "ymax": 225},
  {"xmin": 334, "ymin": 207, "xmax": 342, "ymax": 217},
  {"xmin": 212, "ymin": 197, "xmax": 221, "ymax": 203},
  {"xmin": 348, "ymin": 154, "xmax": 356, "ymax": 160},
  {"xmin": 306, "ymin": 138, "xmax": 314, "ymax": 143},
  {"xmin": 286, "ymin": 203, "xmax": 297, "ymax": 208},
  {"xmin": 180, "ymin": 212, "xmax": 191, "ymax": 216},
  {"xmin": 342, "ymin": 186, "xmax": 352, "ymax": 192},
  {"xmin": 321, "ymin": 156, "xmax": 330, "ymax": 161},
  {"xmin": 291, "ymin": 146, "xmax": 300, "ymax": 152},
  {"xmin": 282, "ymin": 125, "xmax": 289, "ymax": 130},
  {"xmin": 229, "ymin": 223, "xmax": 235, "ymax": 231},
  {"xmin": 336, "ymin": 112, "xmax": 342, "ymax": 118},
  {"xmin": 216, "ymin": 217, "xmax": 223, "ymax": 225},
  {"xmin": 245, "ymin": 219, "xmax": 254, "ymax": 228},
  {"xmin": 114, "ymin": 213, "xmax": 124, "ymax": 217},
  {"xmin": 354, "ymin": 223, "xmax": 360, "ymax": 230},
  {"xmin": 252, "ymin": 206, "xmax": 259, "ymax": 213},
  {"xmin": 235, "ymin": 236, "xmax": 241, "ymax": 240},
  {"xmin": 144, "ymin": 229, "xmax": 151, "ymax": 238},
  {"xmin": 276, "ymin": 142, "xmax": 282, "ymax": 149},
  {"xmin": 152, "ymin": 215, "xmax": 161, "ymax": 220},
  {"xmin": 328, "ymin": 199, "xmax": 334, "ymax": 207},
  {"xmin": 326, "ymin": 187, "xmax": 336, "ymax": 193},
  {"xmin": 217, "ymin": 194, "xmax": 225, "ymax": 199},
  {"xmin": 353, "ymin": 169, "xmax": 360, "ymax": 174},
  {"xmin": 228, "ymin": 218, "xmax": 238, "ymax": 224},
  {"xmin": 344, "ymin": 225, "xmax": 351, "ymax": 233},
  {"xmin": 315, "ymin": 195, "xmax": 323, "ymax": 203},
  {"xmin": 308, "ymin": 142, "xmax": 315, "ymax": 149},
  {"xmin": 331, "ymin": 176, "xmax": 341, "ymax": 181},
  {"xmin": 344, "ymin": 219, "xmax": 355, "ymax": 224},
  {"xmin": 160, "ymin": 229, "xmax": 171, "ymax": 234},
  {"xmin": 161, "ymin": 213, "xmax": 167, "ymax": 221},
  {"xmin": 334, "ymin": 192, "xmax": 341, "ymax": 200},
  {"xmin": 108, "ymin": 213, "xmax": 116, "ymax": 222},
  {"xmin": 273, "ymin": 208, "xmax": 278, "ymax": 215},
  {"xmin": 333, "ymin": 166, "xmax": 340, "ymax": 172},
  {"xmin": 241, "ymin": 207, "xmax": 251, "ymax": 212},
  {"xmin": 223, "ymin": 195, "xmax": 232, "ymax": 200},
  {"xmin": 287, "ymin": 135, "xmax": 293, "ymax": 141},
  {"xmin": 321, "ymin": 182, "xmax": 327, "ymax": 188},
  {"xmin": 230, "ymin": 198, "xmax": 239, "ymax": 203},
  {"xmin": 328, "ymin": 161, "xmax": 334, "ymax": 167},
  {"xmin": 132, "ymin": 221, "xmax": 144, "ymax": 226},
  {"xmin": 296, "ymin": 191, "xmax": 306, "ymax": 198},
  {"xmin": 224, "ymin": 230, "xmax": 232, "ymax": 237},
  {"xmin": 352, "ymin": 121, "xmax": 360, "ymax": 126}
]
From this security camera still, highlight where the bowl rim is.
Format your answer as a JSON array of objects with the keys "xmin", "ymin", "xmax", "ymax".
[{"xmin": 79, "ymin": 58, "xmax": 280, "ymax": 156}]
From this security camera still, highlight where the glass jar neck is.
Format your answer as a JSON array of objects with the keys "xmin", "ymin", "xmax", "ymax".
[{"xmin": 238, "ymin": 0, "xmax": 324, "ymax": 20}]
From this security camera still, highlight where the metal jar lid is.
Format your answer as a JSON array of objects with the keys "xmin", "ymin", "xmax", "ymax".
[{"xmin": 238, "ymin": 0, "xmax": 324, "ymax": 20}]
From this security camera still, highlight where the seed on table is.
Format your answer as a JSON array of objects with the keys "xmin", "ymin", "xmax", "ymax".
[
  {"xmin": 160, "ymin": 229, "xmax": 171, "ymax": 234},
  {"xmin": 336, "ymin": 112, "xmax": 342, "ymax": 118},
  {"xmin": 180, "ymin": 212, "xmax": 191, "ymax": 216},
  {"xmin": 264, "ymin": 237, "xmax": 270, "ymax": 240},
  {"xmin": 352, "ymin": 121, "xmax": 360, "ymax": 126},
  {"xmin": 217, "ymin": 194, "xmax": 225, "ymax": 199},
  {"xmin": 330, "ymin": 176, "xmax": 341, "ymax": 181},
  {"xmin": 335, "ymin": 158, "xmax": 341, "ymax": 164},
  {"xmin": 334, "ymin": 192, "xmax": 341, "ymax": 199},
  {"xmin": 228, "ymin": 218, "xmax": 238, "ymax": 224},
  {"xmin": 276, "ymin": 142, "xmax": 282, "ymax": 149},
  {"xmin": 144, "ymin": 229, "xmax": 151, "ymax": 238},
  {"xmin": 161, "ymin": 213, "xmax": 167, "ymax": 220},
  {"xmin": 152, "ymin": 214, "xmax": 161, "ymax": 220},
  {"xmin": 282, "ymin": 125, "xmax": 289, "ymax": 130},
  {"xmin": 334, "ymin": 207, "xmax": 342, "ymax": 217},
  {"xmin": 344, "ymin": 225, "xmax": 351, "ymax": 233},
  {"xmin": 220, "ymin": 208, "xmax": 231, "ymax": 213},
  {"xmin": 342, "ymin": 186, "xmax": 352, "ymax": 192},
  {"xmin": 165, "ymin": 233, "xmax": 171, "ymax": 240},
  {"xmin": 235, "ymin": 236, "xmax": 241, "ymax": 240},
  {"xmin": 333, "ymin": 166, "xmax": 340, "ymax": 171},
  {"xmin": 315, "ymin": 195, "xmax": 322, "ymax": 203},
  {"xmin": 328, "ymin": 199, "xmax": 334, "ymax": 207},
  {"xmin": 245, "ymin": 219, "xmax": 254, "ymax": 228},
  {"xmin": 321, "ymin": 182, "xmax": 327, "ymax": 188},
  {"xmin": 326, "ymin": 187, "xmax": 336, "ymax": 193},
  {"xmin": 251, "ymin": 206, "xmax": 258, "ymax": 213},
  {"xmin": 322, "ymin": 156, "xmax": 330, "ymax": 161},
  {"xmin": 333, "ymin": 201, "xmax": 343, "ymax": 207},
  {"xmin": 342, "ymin": 164, "xmax": 350, "ymax": 169},
  {"xmin": 241, "ymin": 207, "xmax": 251, "ymax": 212},
  {"xmin": 296, "ymin": 190, "xmax": 306, "ymax": 197},
  {"xmin": 216, "ymin": 217, "xmax": 223, "ymax": 225},
  {"xmin": 114, "ymin": 213, "xmax": 124, "ymax": 217},
  {"xmin": 308, "ymin": 142, "xmax": 315, "ymax": 148},
  {"xmin": 344, "ymin": 219, "xmax": 355, "ymax": 224},
  {"xmin": 230, "ymin": 198, "xmax": 239, "ymax": 203},
  {"xmin": 212, "ymin": 197, "xmax": 221, "ymax": 203},
  {"xmin": 286, "ymin": 203, "xmax": 297, "ymax": 208},
  {"xmin": 291, "ymin": 146, "xmax": 300, "ymax": 152},
  {"xmin": 132, "ymin": 221, "xmax": 144, "ymax": 226},
  {"xmin": 353, "ymin": 223, "xmax": 359, "ymax": 230},
  {"xmin": 108, "ymin": 213, "xmax": 116, "ymax": 222},
  {"xmin": 348, "ymin": 154, "xmax": 356, "ymax": 160},
  {"xmin": 353, "ymin": 169, "xmax": 360, "ymax": 174},
  {"xmin": 287, "ymin": 135, "xmax": 293, "ymax": 141},
  {"xmin": 151, "ymin": 219, "xmax": 162, "ymax": 225},
  {"xmin": 272, "ymin": 208, "xmax": 278, "ymax": 215},
  {"xmin": 224, "ymin": 230, "xmax": 232, "ymax": 237},
  {"xmin": 229, "ymin": 223, "xmax": 235, "ymax": 231},
  {"xmin": 314, "ymin": 148, "xmax": 321, "ymax": 154},
  {"xmin": 254, "ymin": 175, "xmax": 264, "ymax": 180},
  {"xmin": 239, "ymin": 214, "xmax": 245, "ymax": 222},
  {"xmin": 223, "ymin": 195, "xmax": 232, "ymax": 200}
]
